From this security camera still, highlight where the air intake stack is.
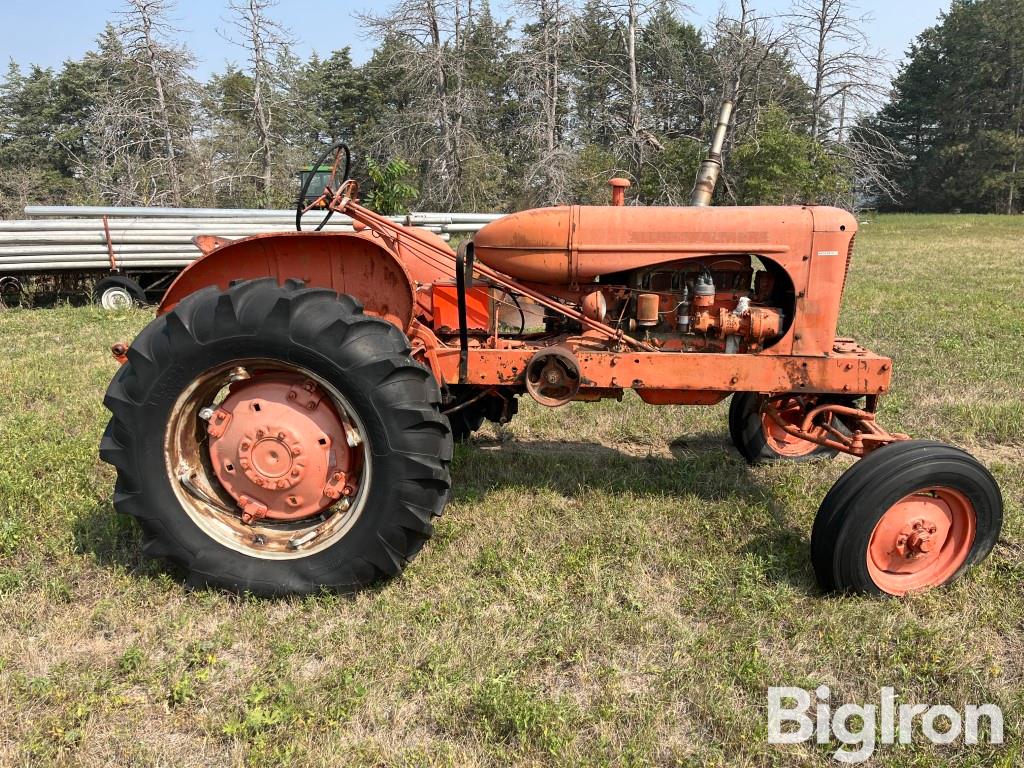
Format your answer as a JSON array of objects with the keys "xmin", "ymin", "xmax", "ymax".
[{"xmin": 689, "ymin": 96, "xmax": 735, "ymax": 207}]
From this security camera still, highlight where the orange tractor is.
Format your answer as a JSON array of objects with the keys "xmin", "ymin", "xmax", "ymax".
[{"xmin": 100, "ymin": 139, "xmax": 1002, "ymax": 597}]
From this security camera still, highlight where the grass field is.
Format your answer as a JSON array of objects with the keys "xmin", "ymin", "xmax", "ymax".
[{"xmin": 0, "ymin": 213, "xmax": 1022, "ymax": 767}]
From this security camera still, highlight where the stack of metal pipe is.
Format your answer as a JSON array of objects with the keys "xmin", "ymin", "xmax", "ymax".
[{"xmin": 0, "ymin": 206, "xmax": 505, "ymax": 273}]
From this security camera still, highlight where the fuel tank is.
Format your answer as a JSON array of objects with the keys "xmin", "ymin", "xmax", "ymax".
[{"xmin": 473, "ymin": 204, "xmax": 823, "ymax": 283}]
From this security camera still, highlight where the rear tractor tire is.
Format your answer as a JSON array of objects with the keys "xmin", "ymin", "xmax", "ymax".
[
  {"xmin": 811, "ymin": 440, "xmax": 1002, "ymax": 596},
  {"xmin": 100, "ymin": 278, "xmax": 452, "ymax": 595},
  {"xmin": 729, "ymin": 392, "xmax": 841, "ymax": 464}
]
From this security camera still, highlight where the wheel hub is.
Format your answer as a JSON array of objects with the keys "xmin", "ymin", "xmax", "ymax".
[
  {"xmin": 205, "ymin": 375, "xmax": 357, "ymax": 523},
  {"xmin": 102, "ymin": 287, "xmax": 133, "ymax": 310},
  {"xmin": 867, "ymin": 487, "xmax": 976, "ymax": 593},
  {"xmin": 895, "ymin": 517, "xmax": 940, "ymax": 557},
  {"xmin": 239, "ymin": 427, "xmax": 304, "ymax": 488}
]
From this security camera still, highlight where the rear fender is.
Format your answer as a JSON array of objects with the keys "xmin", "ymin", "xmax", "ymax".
[{"xmin": 159, "ymin": 231, "xmax": 419, "ymax": 331}]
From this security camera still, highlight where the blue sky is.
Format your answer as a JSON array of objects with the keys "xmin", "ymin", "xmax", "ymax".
[{"xmin": 1, "ymin": 0, "xmax": 950, "ymax": 79}]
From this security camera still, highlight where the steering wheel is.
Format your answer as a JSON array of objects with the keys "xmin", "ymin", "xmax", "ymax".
[{"xmin": 296, "ymin": 141, "xmax": 351, "ymax": 232}]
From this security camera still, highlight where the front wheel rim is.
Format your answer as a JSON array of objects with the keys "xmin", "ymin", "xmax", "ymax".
[
  {"xmin": 866, "ymin": 486, "xmax": 976, "ymax": 595},
  {"xmin": 760, "ymin": 396, "xmax": 827, "ymax": 456},
  {"xmin": 165, "ymin": 360, "xmax": 371, "ymax": 559}
]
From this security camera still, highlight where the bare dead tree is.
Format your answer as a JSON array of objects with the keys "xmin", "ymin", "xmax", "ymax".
[
  {"xmin": 72, "ymin": 3, "xmax": 196, "ymax": 206},
  {"xmin": 785, "ymin": 0, "xmax": 887, "ymax": 142},
  {"xmin": 72, "ymin": 28, "xmax": 176, "ymax": 206},
  {"xmin": 613, "ymin": 0, "xmax": 670, "ymax": 165},
  {"xmin": 1006, "ymin": 60, "xmax": 1024, "ymax": 214},
  {"xmin": 115, "ymin": 0, "xmax": 197, "ymax": 206},
  {"xmin": 622, "ymin": 0, "xmax": 643, "ymax": 157},
  {"xmin": 785, "ymin": 0, "xmax": 902, "ymax": 206},
  {"xmin": 705, "ymin": 0, "xmax": 790, "ymax": 201},
  {"xmin": 359, "ymin": 0, "xmax": 484, "ymax": 208},
  {"xmin": 223, "ymin": 0, "xmax": 294, "ymax": 200},
  {"xmin": 511, "ymin": 0, "xmax": 575, "ymax": 202},
  {"xmin": 712, "ymin": 1, "xmax": 792, "ymax": 122},
  {"xmin": 0, "ymin": 168, "xmax": 50, "ymax": 218},
  {"xmin": 570, "ymin": 0, "xmax": 676, "ymax": 200},
  {"xmin": 83, "ymin": 102, "xmax": 157, "ymax": 205}
]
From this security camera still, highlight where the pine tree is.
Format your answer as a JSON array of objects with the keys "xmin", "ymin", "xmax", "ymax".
[{"xmin": 876, "ymin": 0, "xmax": 1024, "ymax": 212}]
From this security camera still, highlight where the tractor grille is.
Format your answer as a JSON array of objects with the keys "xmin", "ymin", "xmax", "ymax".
[{"xmin": 841, "ymin": 234, "xmax": 856, "ymax": 294}]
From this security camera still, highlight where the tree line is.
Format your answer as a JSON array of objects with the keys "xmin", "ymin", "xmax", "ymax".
[
  {"xmin": 873, "ymin": 0, "xmax": 1024, "ymax": 213},
  {"xmin": 0, "ymin": 0, "xmax": 1018, "ymax": 217}
]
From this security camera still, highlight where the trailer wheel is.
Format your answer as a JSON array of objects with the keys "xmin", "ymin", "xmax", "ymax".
[
  {"xmin": 729, "ymin": 392, "xmax": 838, "ymax": 463},
  {"xmin": 100, "ymin": 278, "xmax": 452, "ymax": 595},
  {"xmin": 0, "ymin": 276, "xmax": 25, "ymax": 308},
  {"xmin": 811, "ymin": 440, "xmax": 1002, "ymax": 595},
  {"xmin": 94, "ymin": 275, "xmax": 146, "ymax": 310}
]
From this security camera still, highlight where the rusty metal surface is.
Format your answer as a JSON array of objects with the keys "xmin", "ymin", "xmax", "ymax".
[
  {"xmin": 206, "ymin": 375, "xmax": 356, "ymax": 523},
  {"xmin": 762, "ymin": 399, "xmax": 910, "ymax": 457},
  {"xmin": 101, "ymin": 215, "xmax": 118, "ymax": 271},
  {"xmin": 158, "ymin": 231, "xmax": 424, "ymax": 331},
  {"xmin": 472, "ymin": 204, "xmax": 851, "ymax": 290},
  {"xmin": 332, "ymin": 197, "xmax": 656, "ymax": 351},
  {"xmin": 423, "ymin": 341, "xmax": 893, "ymax": 396},
  {"xmin": 524, "ymin": 345, "xmax": 582, "ymax": 407},
  {"xmin": 193, "ymin": 234, "xmax": 233, "ymax": 255},
  {"xmin": 154, "ymin": 177, "xmax": 891, "ymax": 459},
  {"xmin": 609, "ymin": 178, "xmax": 631, "ymax": 206},
  {"xmin": 432, "ymin": 282, "xmax": 491, "ymax": 334}
]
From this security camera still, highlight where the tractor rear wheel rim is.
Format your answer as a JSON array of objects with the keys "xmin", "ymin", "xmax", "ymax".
[
  {"xmin": 761, "ymin": 396, "xmax": 826, "ymax": 456},
  {"xmin": 165, "ymin": 359, "xmax": 370, "ymax": 560},
  {"xmin": 866, "ymin": 486, "xmax": 976, "ymax": 595}
]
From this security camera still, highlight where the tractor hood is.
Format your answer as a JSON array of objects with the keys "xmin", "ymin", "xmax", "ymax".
[{"xmin": 473, "ymin": 204, "xmax": 845, "ymax": 284}]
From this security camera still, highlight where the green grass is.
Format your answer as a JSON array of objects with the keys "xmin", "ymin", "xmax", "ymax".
[{"xmin": 0, "ymin": 213, "xmax": 1022, "ymax": 766}]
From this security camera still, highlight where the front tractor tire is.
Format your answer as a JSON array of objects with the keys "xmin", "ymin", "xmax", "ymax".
[
  {"xmin": 812, "ymin": 441, "xmax": 1002, "ymax": 596},
  {"xmin": 100, "ymin": 278, "xmax": 452, "ymax": 596},
  {"xmin": 729, "ymin": 392, "xmax": 840, "ymax": 464}
]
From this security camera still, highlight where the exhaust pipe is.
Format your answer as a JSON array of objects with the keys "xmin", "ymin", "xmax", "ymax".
[{"xmin": 689, "ymin": 97, "xmax": 735, "ymax": 206}]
